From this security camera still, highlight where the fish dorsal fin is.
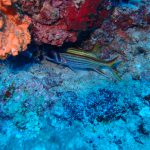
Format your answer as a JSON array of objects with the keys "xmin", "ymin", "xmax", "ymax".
[
  {"xmin": 92, "ymin": 43, "xmax": 101, "ymax": 54},
  {"xmin": 67, "ymin": 48, "xmax": 98, "ymax": 59}
]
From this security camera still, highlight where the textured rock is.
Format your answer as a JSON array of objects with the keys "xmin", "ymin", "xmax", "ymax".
[
  {"xmin": 17, "ymin": 0, "xmax": 112, "ymax": 46},
  {"xmin": 0, "ymin": 0, "xmax": 31, "ymax": 59}
]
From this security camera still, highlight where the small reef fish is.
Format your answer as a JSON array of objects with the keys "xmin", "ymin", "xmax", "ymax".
[{"xmin": 47, "ymin": 46, "xmax": 121, "ymax": 80}]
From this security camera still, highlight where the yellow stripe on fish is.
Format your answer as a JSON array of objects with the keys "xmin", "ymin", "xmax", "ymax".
[
  {"xmin": 67, "ymin": 48, "xmax": 98, "ymax": 59},
  {"xmin": 63, "ymin": 50, "xmax": 118, "ymax": 67},
  {"xmin": 60, "ymin": 49, "xmax": 121, "ymax": 80},
  {"xmin": 66, "ymin": 44, "xmax": 102, "ymax": 59}
]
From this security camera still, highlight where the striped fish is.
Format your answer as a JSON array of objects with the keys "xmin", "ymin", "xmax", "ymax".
[{"xmin": 47, "ymin": 48, "xmax": 121, "ymax": 80}]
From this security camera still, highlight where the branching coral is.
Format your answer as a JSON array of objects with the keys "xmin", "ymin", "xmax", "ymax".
[{"xmin": 0, "ymin": 0, "xmax": 31, "ymax": 59}]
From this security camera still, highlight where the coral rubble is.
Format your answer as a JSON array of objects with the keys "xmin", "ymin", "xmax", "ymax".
[{"xmin": 0, "ymin": 0, "xmax": 31, "ymax": 59}]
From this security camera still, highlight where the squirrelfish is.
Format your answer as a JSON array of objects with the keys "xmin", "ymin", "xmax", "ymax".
[{"xmin": 47, "ymin": 47, "xmax": 121, "ymax": 80}]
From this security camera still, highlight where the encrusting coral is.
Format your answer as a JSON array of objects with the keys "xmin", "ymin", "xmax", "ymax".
[
  {"xmin": 0, "ymin": 0, "xmax": 31, "ymax": 59},
  {"xmin": 1, "ymin": 0, "xmax": 147, "ymax": 59},
  {"xmin": 17, "ymin": 0, "xmax": 112, "ymax": 46},
  {"xmin": 0, "ymin": 0, "xmax": 113, "ymax": 59}
]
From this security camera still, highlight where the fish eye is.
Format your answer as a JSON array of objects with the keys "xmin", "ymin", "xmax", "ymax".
[
  {"xmin": 47, "ymin": 51, "xmax": 56, "ymax": 60},
  {"xmin": 47, "ymin": 50, "xmax": 62, "ymax": 63}
]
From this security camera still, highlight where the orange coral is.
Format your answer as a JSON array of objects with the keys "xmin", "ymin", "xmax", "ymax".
[{"xmin": 0, "ymin": 0, "xmax": 31, "ymax": 59}]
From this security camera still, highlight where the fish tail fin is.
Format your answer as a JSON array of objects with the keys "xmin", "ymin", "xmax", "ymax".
[
  {"xmin": 106, "ymin": 56, "xmax": 119, "ymax": 67},
  {"xmin": 111, "ymin": 68, "xmax": 122, "ymax": 81},
  {"xmin": 106, "ymin": 56, "xmax": 122, "ymax": 80}
]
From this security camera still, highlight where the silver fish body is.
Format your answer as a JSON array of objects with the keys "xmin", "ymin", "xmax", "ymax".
[
  {"xmin": 46, "ymin": 49, "xmax": 120, "ymax": 80},
  {"xmin": 60, "ymin": 53, "xmax": 108, "ymax": 70}
]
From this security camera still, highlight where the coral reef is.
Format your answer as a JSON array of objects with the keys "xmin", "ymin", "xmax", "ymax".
[
  {"xmin": 80, "ymin": 0, "xmax": 150, "ymax": 50},
  {"xmin": 0, "ymin": 33, "xmax": 150, "ymax": 148},
  {"xmin": 0, "ymin": 0, "xmax": 31, "ymax": 59},
  {"xmin": 17, "ymin": 0, "xmax": 112, "ymax": 46},
  {"xmin": 0, "ymin": 1, "xmax": 150, "ymax": 149}
]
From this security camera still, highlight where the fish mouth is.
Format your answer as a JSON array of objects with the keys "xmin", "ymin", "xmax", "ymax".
[
  {"xmin": 46, "ymin": 50, "xmax": 59, "ymax": 62},
  {"xmin": 46, "ymin": 50, "xmax": 67, "ymax": 65}
]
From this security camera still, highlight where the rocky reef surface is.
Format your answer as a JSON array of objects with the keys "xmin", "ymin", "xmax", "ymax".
[
  {"xmin": 0, "ymin": 0, "xmax": 150, "ymax": 150},
  {"xmin": 0, "ymin": 22, "xmax": 150, "ymax": 150}
]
